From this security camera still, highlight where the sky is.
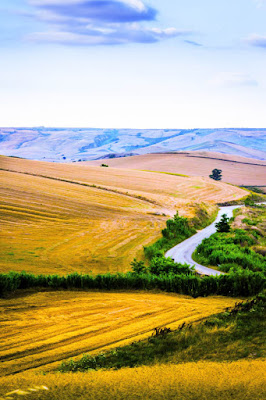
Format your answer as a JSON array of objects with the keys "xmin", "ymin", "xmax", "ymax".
[{"xmin": 0, "ymin": 0, "xmax": 266, "ymax": 128}]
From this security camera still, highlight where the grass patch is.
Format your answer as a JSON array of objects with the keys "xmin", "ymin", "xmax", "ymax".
[{"xmin": 141, "ymin": 170, "xmax": 189, "ymax": 177}]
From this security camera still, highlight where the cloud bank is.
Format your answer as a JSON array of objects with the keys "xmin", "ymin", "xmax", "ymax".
[{"xmin": 27, "ymin": 0, "xmax": 188, "ymax": 45}]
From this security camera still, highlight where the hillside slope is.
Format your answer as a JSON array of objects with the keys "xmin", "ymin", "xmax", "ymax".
[
  {"xmin": 0, "ymin": 291, "xmax": 237, "ymax": 376},
  {"xmin": 0, "ymin": 156, "xmax": 246, "ymax": 274},
  {"xmin": 86, "ymin": 151, "xmax": 266, "ymax": 187}
]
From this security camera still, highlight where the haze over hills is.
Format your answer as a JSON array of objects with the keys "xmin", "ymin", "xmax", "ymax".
[{"xmin": 0, "ymin": 128, "xmax": 265, "ymax": 161}]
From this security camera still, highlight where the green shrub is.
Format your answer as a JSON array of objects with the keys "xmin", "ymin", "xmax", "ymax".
[
  {"xmin": 149, "ymin": 256, "xmax": 192, "ymax": 276},
  {"xmin": 195, "ymin": 229, "xmax": 265, "ymax": 273},
  {"xmin": 144, "ymin": 212, "xmax": 196, "ymax": 260}
]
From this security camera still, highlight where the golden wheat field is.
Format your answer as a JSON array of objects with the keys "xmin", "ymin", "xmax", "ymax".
[
  {"xmin": 0, "ymin": 360, "xmax": 265, "ymax": 400},
  {"xmin": 0, "ymin": 290, "xmax": 238, "ymax": 376},
  {"xmin": 0, "ymin": 155, "xmax": 246, "ymax": 275}
]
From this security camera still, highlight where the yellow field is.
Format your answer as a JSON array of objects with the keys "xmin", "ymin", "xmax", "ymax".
[
  {"xmin": 0, "ymin": 360, "xmax": 265, "ymax": 400},
  {"xmin": 0, "ymin": 169, "xmax": 167, "ymax": 275},
  {"xmin": 0, "ymin": 290, "xmax": 238, "ymax": 376},
  {"xmin": 0, "ymin": 155, "xmax": 246, "ymax": 275}
]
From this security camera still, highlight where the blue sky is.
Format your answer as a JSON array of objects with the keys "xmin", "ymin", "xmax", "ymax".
[{"xmin": 0, "ymin": 0, "xmax": 265, "ymax": 128}]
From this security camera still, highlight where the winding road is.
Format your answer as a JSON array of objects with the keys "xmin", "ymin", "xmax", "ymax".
[{"xmin": 165, "ymin": 206, "xmax": 240, "ymax": 276}]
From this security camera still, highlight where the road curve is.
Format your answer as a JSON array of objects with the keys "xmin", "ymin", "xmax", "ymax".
[{"xmin": 165, "ymin": 206, "xmax": 240, "ymax": 276}]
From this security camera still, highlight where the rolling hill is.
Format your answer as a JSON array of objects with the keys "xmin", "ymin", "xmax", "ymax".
[
  {"xmin": 0, "ymin": 155, "xmax": 246, "ymax": 275},
  {"xmin": 86, "ymin": 151, "xmax": 266, "ymax": 188},
  {"xmin": 0, "ymin": 128, "xmax": 265, "ymax": 161},
  {"xmin": 0, "ymin": 155, "xmax": 264, "ymax": 400}
]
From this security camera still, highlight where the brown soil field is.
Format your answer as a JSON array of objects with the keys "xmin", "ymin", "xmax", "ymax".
[
  {"xmin": 0, "ymin": 290, "xmax": 238, "ymax": 376},
  {"xmin": 0, "ymin": 156, "xmax": 246, "ymax": 275},
  {"xmin": 85, "ymin": 151, "xmax": 266, "ymax": 187}
]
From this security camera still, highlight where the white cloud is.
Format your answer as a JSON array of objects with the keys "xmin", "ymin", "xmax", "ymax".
[
  {"xmin": 27, "ymin": 25, "xmax": 181, "ymax": 45},
  {"xmin": 121, "ymin": 0, "xmax": 146, "ymax": 12},
  {"xmin": 210, "ymin": 72, "xmax": 258, "ymax": 88},
  {"xmin": 26, "ymin": 0, "xmax": 192, "ymax": 46}
]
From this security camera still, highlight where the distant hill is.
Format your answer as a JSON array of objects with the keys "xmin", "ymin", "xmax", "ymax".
[
  {"xmin": 86, "ymin": 151, "xmax": 266, "ymax": 188},
  {"xmin": 0, "ymin": 128, "xmax": 265, "ymax": 161}
]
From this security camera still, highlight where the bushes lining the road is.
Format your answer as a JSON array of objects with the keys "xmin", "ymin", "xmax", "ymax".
[
  {"xmin": 195, "ymin": 229, "xmax": 266, "ymax": 274},
  {"xmin": 144, "ymin": 212, "xmax": 196, "ymax": 259},
  {"xmin": 131, "ymin": 257, "xmax": 193, "ymax": 276},
  {"xmin": 0, "ymin": 269, "xmax": 265, "ymax": 298},
  {"xmin": 144, "ymin": 204, "xmax": 218, "ymax": 260}
]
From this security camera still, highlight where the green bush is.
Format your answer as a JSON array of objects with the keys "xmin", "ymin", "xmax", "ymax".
[
  {"xmin": 195, "ymin": 230, "xmax": 265, "ymax": 273},
  {"xmin": 144, "ymin": 212, "xmax": 196, "ymax": 260},
  {"xmin": 149, "ymin": 256, "xmax": 192, "ymax": 276}
]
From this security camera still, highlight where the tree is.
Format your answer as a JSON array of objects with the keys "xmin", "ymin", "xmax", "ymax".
[
  {"xmin": 215, "ymin": 214, "xmax": 230, "ymax": 232},
  {"xmin": 130, "ymin": 259, "xmax": 147, "ymax": 274},
  {"xmin": 209, "ymin": 168, "xmax": 222, "ymax": 181}
]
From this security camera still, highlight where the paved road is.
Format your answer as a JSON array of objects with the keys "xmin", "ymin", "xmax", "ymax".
[{"xmin": 165, "ymin": 206, "xmax": 240, "ymax": 276}]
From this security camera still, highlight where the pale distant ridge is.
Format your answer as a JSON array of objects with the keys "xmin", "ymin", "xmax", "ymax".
[{"xmin": 0, "ymin": 128, "xmax": 265, "ymax": 161}]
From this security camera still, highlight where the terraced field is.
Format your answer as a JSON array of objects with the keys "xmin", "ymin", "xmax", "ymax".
[
  {"xmin": 0, "ymin": 156, "xmax": 246, "ymax": 275},
  {"xmin": 0, "ymin": 291, "xmax": 238, "ymax": 376}
]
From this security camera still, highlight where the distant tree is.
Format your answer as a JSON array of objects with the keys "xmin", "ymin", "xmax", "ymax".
[
  {"xmin": 215, "ymin": 214, "xmax": 230, "ymax": 232},
  {"xmin": 101, "ymin": 164, "xmax": 109, "ymax": 167},
  {"xmin": 209, "ymin": 168, "xmax": 222, "ymax": 181}
]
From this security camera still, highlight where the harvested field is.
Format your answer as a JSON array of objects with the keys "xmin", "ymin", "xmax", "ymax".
[
  {"xmin": 85, "ymin": 151, "xmax": 266, "ymax": 187},
  {"xmin": 0, "ymin": 290, "xmax": 238, "ymax": 376},
  {"xmin": 0, "ymin": 155, "xmax": 246, "ymax": 210},
  {"xmin": 0, "ymin": 170, "xmax": 165, "ymax": 275},
  {"xmin": 0, "ymin": 156, "xmax": 246, "ymax": 275},
  {"xmin": 0, "ymin": 360, "xmax": 265, "ymax": 400}
]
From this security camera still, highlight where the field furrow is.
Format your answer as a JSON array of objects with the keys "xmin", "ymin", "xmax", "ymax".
[{"xmin": 0, "ymin": 291, "xmax": 238, "ymax": 376}]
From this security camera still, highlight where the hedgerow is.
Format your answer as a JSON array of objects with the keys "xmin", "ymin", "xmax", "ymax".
[{"xmin": 0, "ymin": 269, "xmax": 264, "ymax": 298}]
